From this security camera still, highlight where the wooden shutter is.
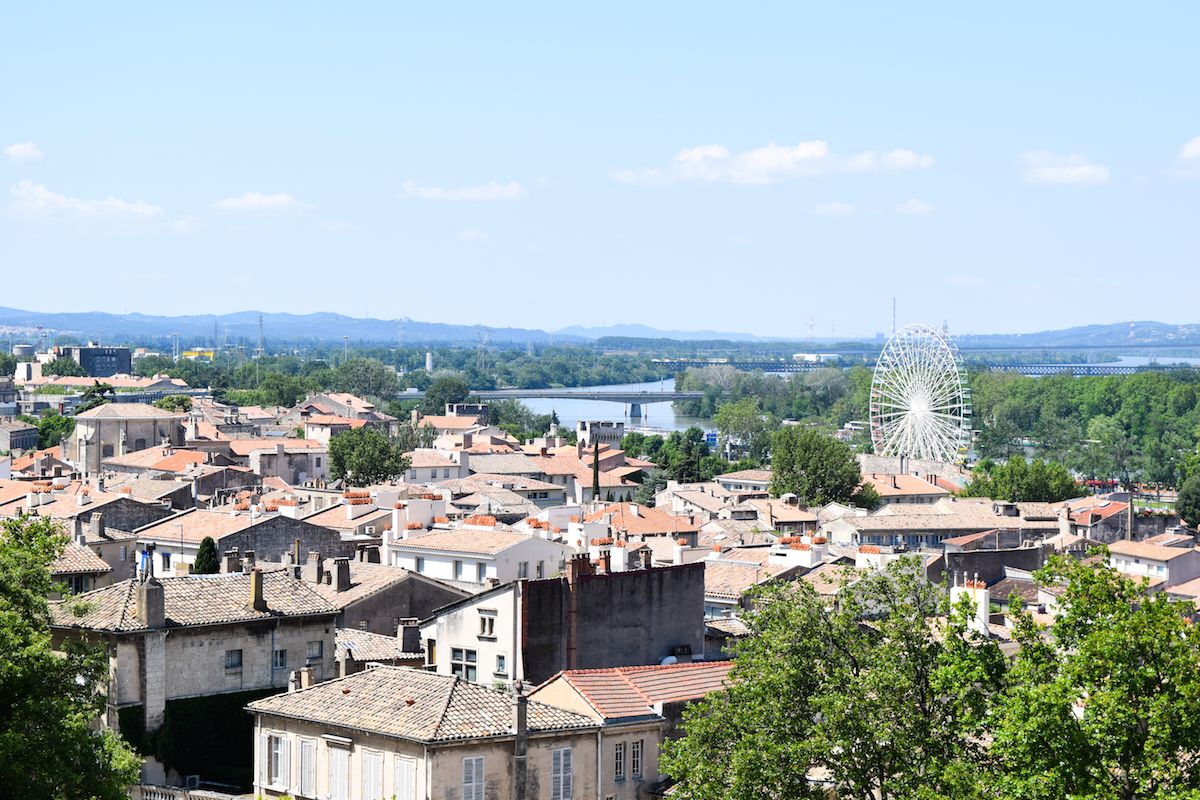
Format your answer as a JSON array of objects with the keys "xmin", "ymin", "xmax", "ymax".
[
  {"xmin": 562, "ymin": 748, "xmax": 572, "ymax": 800},
  {"xmin": 300, "ymin": 739, "xmax": 316, "ymax": 797},
  {"xmin": 280, "ymin": 738, "xmax": 290, "ymax": 791},
  {"xmin": 395, "ymin": 756, "xmax": 416, "ymax": 800},
  {"xmin": 331, "ymin": 747, "xmax": 349, "ymax": 800},
  {"xmin": 258, "ymin": 733, "xmax": 269, "ymax": 786}
]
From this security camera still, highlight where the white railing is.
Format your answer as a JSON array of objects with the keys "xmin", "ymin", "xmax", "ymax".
[{"xmin": 130, "ymin": 787, "xmax": 239, "ymax": 800}]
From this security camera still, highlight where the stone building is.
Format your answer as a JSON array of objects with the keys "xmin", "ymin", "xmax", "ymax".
[
  {"xmin": 0, "ymin": 418, "xmax": 38, "ymax": 453},
  {"xmin": 246, "ymin": 665, "xmax": 597, "ymax": 800},
  {"xmin": 67, "ymin": 403, "xmax": 186, "ymax": 476},
  {"xmin": 50, "ymin": 570, "xmax": 338, "ymax": 733}
]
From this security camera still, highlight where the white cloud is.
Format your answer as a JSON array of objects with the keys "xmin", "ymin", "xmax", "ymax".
[
  {"xmin": 1177, "ymin": 136, "xmax": 1200, "ymax": 178},
  {"xmin": 401, "ymin": 180, "xmax": 526, "ymax": 201},
  {"xmin": 457, "ymin": 228, "xmax": 490, "ymax": 242},
  {"xmin": 613, "ymin": 141, "xmax": 935, "ymax": 185},
  {"xmin": 814, "ymin": 201, "xmax": 856, "ymax": 216},
  {"xmin": 212, "ymin": 192, "xmax": 306, "ymax": 211},
  {"xmin": 3, "ymin": 141, "xmax": 44, "ymax": 164},
  {"xmin": 8, "ymin": 180, "xmax": 163, "ymax": 218},
  {"xmin": 895, "ymin": 197, "xmax": 934, "ymax": 215},
  {"xmin": 1020, "ymin": 151, "xmax": 1110, "ymax": 185}
]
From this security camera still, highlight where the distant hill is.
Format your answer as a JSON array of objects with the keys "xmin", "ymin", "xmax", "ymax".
[
  {"xmin": 2, "ymin": 306, "xmax": 1199, "ymax": 350},
  {"xmin": 554, "ymin": 323, "xmax": 772, "ymax": 342},
  {"xmin": 0, "ymin": 308, "xmax": 582, "ymax": 347}
]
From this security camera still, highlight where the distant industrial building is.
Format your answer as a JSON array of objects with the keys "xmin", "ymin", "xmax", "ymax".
[{"xmin": 59, "ymin": 343, "xmax": 132, "ymax": 377}]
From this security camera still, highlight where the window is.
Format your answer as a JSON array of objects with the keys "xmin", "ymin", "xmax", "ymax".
[
  {"xmin": 329, "ymin": 745, "xmax": 349, "ymax": 800},
  {"xmin": 451, "ymin": 647, "xmax": 477, "ymax": 682},
  {"xmin": 613, "ymin": 742, "xmax": 626, "ymax": 780},
  {"xmin": 408, "ymin": 469, "xmax": 417, "ymax": 480},
  {"xmin": 102, "ymin": 444, "xmax": 114, "ymax": 458},
  {"xmin": 306, "ymin": 640, "xmax": 324, "ymax": 662},
  {"xmin": 298, "ymin": 739, "xmax": 316, "ymax": 798},
  {"xmin": 120, "ymin": 545, "xmax": 128, "ymax": 562},
  {"xmin": 476, "ymin": 562, "xmax": 487, "ymax": 583},
  {"xmin": 134, "ymin": 438, "xmax": 147, "ymax": 451},
  {"xmin": 454, "ymin": 560, "xmax": 465, "ymax": 580},
  {"xmin": 427, "ymin": 638, "xmax": 437, "ymax": 667},
  {"xmin": 631, "ymin": 740, "xmax": 643, "ymax": 778},
  {"xmin": 225, "ymin": 649, "xmax": 243, "ymax": 670},
  {"xmin": 160, "ymin": 551, "xmax": 171, "ymax": 571},
  {"xmin": 536, "ymin": 561, "xmax": 544, "ymax": 579},
  {"xmin": 261, "ymin": 733, "xmax": 290, "ymax": 790},
  {"xmin": 362, "ymin": 749, "xmax": 384, "ymax": 800},
  {"xmin": 358, "ymin": 620, "xmax": 368, "ymax": 630},
  {"xmin": 395, "ymin": 756, "xmax": 416, "ymax": 800},
  {"xmin": 551, "ymin": 747, "xmax": 573, "ymax": 800},
  {"xmin": 517, "ymin": 561, "xmax": 529, "ymax": 579},
  {"xmin": 478, "ymin": 612, "xmax": 496, "ymax": 638},
  {"xmin": 462, "ymin": 756, "xmax": 484, "ymax": 800},
  {"xmin": 495, "ymin": 654, "xmax": 507, "ymax": 676},
  {"xmin": 415, "ymin": 556, "xmax": 425, "ymax": 573},
  {"xmin": 443, "ymin": 468, "xmax": 451, "ymax": 479},
  {"xmin": 273, "ymin": 649, "xmax": 287, "ymax": 670}
]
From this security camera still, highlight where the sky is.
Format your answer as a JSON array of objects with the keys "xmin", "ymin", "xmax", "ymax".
[{"xmin": 2, "ymin": 2, "xmax": 1198, "ymax": 338}]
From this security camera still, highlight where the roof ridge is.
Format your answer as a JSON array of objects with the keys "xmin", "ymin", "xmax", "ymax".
[{"xmin": 430, "ymin": 676, "xmax": 465, "ymax": 740}]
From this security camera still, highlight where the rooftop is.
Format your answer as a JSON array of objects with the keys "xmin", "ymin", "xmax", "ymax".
[
  {"xmin": 247, "ymin": 665, "xmax": 595, "ymax": 742},
  {"xmin": 534, "ymin": 661, "xmax": 734, "ymax": 722},
  {"xmin": 50, "ymin": 572, "xmax": 337, "ymax": 632}
]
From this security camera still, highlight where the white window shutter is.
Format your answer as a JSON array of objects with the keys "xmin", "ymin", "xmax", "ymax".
[
  {"xmin": 563, "ymin": 748, "xmax": 573, "ymax": 800},
  {"xmin": 280, "ymin": 738, "xmax": 290, "ymax": 790},
  {"xmin": 396, "ymin": 757, "xmax": 415, "ymax": 800},
  {"xmin": 332, "ymin": 747, "xmax": 349, "ymax": 800},
  {"xmin": 258, "ymin": 733, "xmax": 269, "ymax": 786}
]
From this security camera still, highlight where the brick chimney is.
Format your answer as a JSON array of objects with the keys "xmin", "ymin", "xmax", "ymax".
[
  {"xmin": 249, "ymin": 568, "xmax": 267, "ymax": 611},
  {"xmin": 136, "ymin": 577, "xmax": 165, "ymax": 628},
  {"xmin": 223, "ymin": 548, "xmax": 242, "ymax": 574},
  {"xmin": 88, "ymin": 512, "xmax": 105, "ymax": 541}
]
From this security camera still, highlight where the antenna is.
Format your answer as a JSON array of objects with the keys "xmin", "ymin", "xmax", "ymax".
[
  {"xmin": 255, "ymin": 313, "xmax": 265, "ymax": 385},
  {"xmin": 171, "ymin": 332, "xmax": 180, "ymax": 362}
]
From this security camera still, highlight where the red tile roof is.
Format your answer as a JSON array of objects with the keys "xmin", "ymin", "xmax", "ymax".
[{"xmin": 537, "ymin": 661, "xmax": 734, "ymax": 721}]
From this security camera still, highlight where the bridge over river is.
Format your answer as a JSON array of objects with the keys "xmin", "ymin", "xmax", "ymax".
[{"xmin": 403, "ymin": 388, "xmax": 704, "ymax": 416}]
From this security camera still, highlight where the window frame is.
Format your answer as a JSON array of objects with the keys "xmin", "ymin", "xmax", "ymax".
[
  {"xmin": 462, "ymin": 756, "xmax": 485, "ymax": 800},
  {"xmin": 272, "ymin": 648, "xmax": 288, "ymax": 671},
  {"xmin": 450, "ymin": 647, "xmax": 478, "ymax": 682},
  {"xmin": 551, "ymin": 746, "xmax": 573, "ymax": 800},
  {"xmin": 613, "ymin": 741, "xmax": 626, "ymax": 781},
  {"xmin": 225, "ymin": 648, "xmax": 243, "ymax": 671},
  {"xmin": 631, "ymin": 739, "xmax": 643, "ymax": 778}
]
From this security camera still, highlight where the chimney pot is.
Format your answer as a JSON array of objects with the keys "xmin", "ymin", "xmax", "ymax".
[{"xmin": 333, "ymin": 557, "xmax": 351, "ymax": 592}]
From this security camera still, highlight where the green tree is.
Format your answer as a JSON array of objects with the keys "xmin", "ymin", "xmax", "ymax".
[
  {"xmin": 333, "ymin": 357, "xmax": 400, "ymax": 400},
  {"xmin": 40, "ymin": 356, "xmax": 88, "ymax": 377},
  {"xmin": 768, "ymin": 427, "xmax": 862, "ymax": 505},
  {"xmin": 420, "ymin": 375, "xmax": 470, "ymax": 415},
  {"xmin": 258, "ymin": 371, "xmax": 317, "ymax": 407},
  {"xmin": 712, "ymin": 397, "xmax": 771, "ymax": 462},
  {"xmin": 76, "ymin": 381, "xmax": 115, "ymax": 413},
  {"xmin": 661, "ymin": 559, "xmax": 1001, "ymax": 800},
  {"xmin": 152, "ymin": 394, "xmax": 193, "ymax": 412},
  {"xmin": 960, "ymin": 456, "xmax": 1079, "ymax": 502},
  {"xmin": 19, "ymin": 411, "xmax": 75, "ymax": 449},
  {"xmin": 988, "ymin": 554, "xmax": 1200, "ymax": 799},
  {"xmin": 193, "ymin": 536, "xmax": 219, "ymax": 574},
  {"xmin": 0, "ymin": 515, "xmax": 141, "ymax": 798},
  {"xmin": 633, "ymin": 467, "xmax": 669, "ymax": 505},
  {"xmin": 1177, "ymin": 474, "xmax": 1200, "ymax": 527},
  {"xmin": 328, "ymin": 426, "xmax": 411, "ymax": 487}
]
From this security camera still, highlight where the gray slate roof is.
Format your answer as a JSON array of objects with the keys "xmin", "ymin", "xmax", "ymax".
[
  {"xmin": 50, "ymin": 572, "xmax": 337, "ymax": 632},
  {"xmin": 247, "ymin": 666, "xmax": 596, "ymax": 742}
]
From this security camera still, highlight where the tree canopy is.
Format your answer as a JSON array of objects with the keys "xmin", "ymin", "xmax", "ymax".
[
  {"xmin": 328, "ymin": 426, "xmax": 410, "ymax": 487},
  {"xmin": 193, "ymin": 536, "xmax": 219, "ymax": 574},
  {"xmin": 0, "ymin": 515, "xmax": 141, "ymax": 798},
  {"xmin": 768, "ymin": 426, "xmax": 863, "ymax": 505},
  {"xmin": 152, "ymin": 394, "xmax": 193, "ymax": 412},
  {"xmin": 40, "ymin": 356, "xmax": 88, "ymax": 377},
  {"xmin": 663, "ymin": 553, "xmax": 1200, "ymax": 800},
  {"xmin": 1177, "ymin": 474, "xmax": 1200, "ymax": 528},
  {"xmin": 18, "ymin": 410, "xmax": 75, "ymax": 449},
  {"xmin": 420, "ymin": 375, "xmax": 470, "ymax": 415},
  {"xmin": 960, "ymin": 456, "xmax": 1079, "ymax": 502}
]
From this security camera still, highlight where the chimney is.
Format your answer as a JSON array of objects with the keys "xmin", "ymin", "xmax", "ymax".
[
  {"xmin": 223, "ymin": 548, "xmax": 242, "ymax": 574},
  {"xmin": 411, "ymin": 408, "xmax": 420, "ymax": 426},
  {"xmin": 565, "ymin": 553, "xmax": 593, "ymax": 585},
  {"xmin": 673, "ymin": 538, "xmax": 686, "ymax": 565},
  {"xmin": 249, "ymin": 568, "xmax": 268, "ymax": 611},
  {"xmin": 640, "ymin": 548, "xmax": 653, "ymax": 570},
  {"xmin": 513, "ymin": 683, "xmax": 528, "ymax": 800},
  {"xmin": 299, "ymin": 666, "xmax": 314, "ymax": 689},
  {"xmin": 71, "ymin": 518, "xmax": 86, "ymax": 547},
  {"xmin": 610, "ymin": 540, "xmax": 628, "ymax": 572},
  {"xmin": 288, "ymin": 670, "xmax": 303, "ymax": 693},
  {"xmin": 628, "ymin": 503, "xmax": 640, "ymax": 518},
  {"xmin": 365, "ymin": 545, "xmax": 381, "ymax": 564},
  {"xmin": 333, "ymin": 557, "xmax": 351, "ymax": 592},
  {"xmin": 242, "ymin": 550, "xmax": 256, "ymax": 574},
  {"xmin": 599, "ymin": 549, "xmax": 612, "ymax": 574},
  {"xmin": 89, "ymin": 512, "xmax": 105, "ymax": 541},
  {"xmin": 304, "ymin": 551, "xmax": 323, "ymax": 583},
  {"xmin": 25, "ymin": 491, "xmax": 37, "ymax": 510},
  {"xmin": 77, "ymin": 488, "xmax": 92, "ymax": 507},
  {"xmin": 398, "ymin": 618, "xmax": 421, "ymax": 653},
  {"xmin": 461, "ymin": 432, "xmax": 473, "ymax": 449},
  {"xmin": 136, "ymin": 577, "xmax": 165, "ymax": 628}
]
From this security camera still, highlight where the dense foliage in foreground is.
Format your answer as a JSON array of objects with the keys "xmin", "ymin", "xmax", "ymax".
[{"xmin": 663, "ymin": 555, "xmax": 1200, "ymax": 800}]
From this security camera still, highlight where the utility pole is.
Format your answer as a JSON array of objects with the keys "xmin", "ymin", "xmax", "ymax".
[
  {"xmin": 343, "ymin": 336, "xmax": 350, "ymax": 361},
  {"xmin": 255, "ymin": 313, "xmax": 265, "ymax": 386}
]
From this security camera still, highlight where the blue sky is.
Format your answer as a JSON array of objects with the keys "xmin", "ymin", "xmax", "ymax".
[{"xmin": 2, "ymin": 3, "xmax": 1198, "ymax": 338}]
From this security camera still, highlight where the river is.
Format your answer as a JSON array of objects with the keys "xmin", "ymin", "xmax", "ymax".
[{"xmin": 517, "ymin": 379, "xmax": 712, "ymax": 434}]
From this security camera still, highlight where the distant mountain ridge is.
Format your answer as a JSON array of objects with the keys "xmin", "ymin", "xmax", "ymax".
[{"xmin": 1, "ymin": 306, "xmax": 1199, "ymax": 349}]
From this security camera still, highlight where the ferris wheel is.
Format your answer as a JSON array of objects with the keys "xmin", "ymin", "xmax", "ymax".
[{"xmin": 869, "ymin": 324, "xmax": 972, "ymax": 463}]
